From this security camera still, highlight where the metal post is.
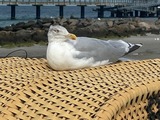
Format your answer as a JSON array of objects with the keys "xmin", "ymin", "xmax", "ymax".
[
  {"xmin": 33, "ymin": 5, "xmax": 42, "ymax": 19},
  {"xmin": 116, "ymin": 10, "xmax": 122, "ymax": 17},
  {"xmin": 36, "ymin": 5, "xmax": 41, "ymax": 19},
  {"xmin": 9, "ymin": 5, "xmax": 17, "ymax": 20},
  {"xmin": 110, "ymin": 11, "xmax": 115, "ymax": 17},
  {"xmin": 140, "ymin": 11, "xmax": 147, "ymax": 17},
  {"xmin": 157, "ymin": 6, "xmax": 160, "ymax": 17},
  {"xmin": 135, "ymin": 10, "xmax": 139, "ymax": 17},
  {"xmin": 59, "ymin": 5, "xmax": 64, "ymax": 18},
  {"xmin": 80, "ymin": 5, "xmax": 85, "ymax": 18},
  {"xmin": 130, "ymin": 12, "xmax": 133, "ymax": 17},
  {"xmin": 98, "ymin": 6, "xmax": 105, "ymax": 18}
]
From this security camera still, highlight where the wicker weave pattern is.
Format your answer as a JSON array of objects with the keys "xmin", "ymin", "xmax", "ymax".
[{"xmin": 0, "ymin": 57, "xmax": 160, "ymax": 120}]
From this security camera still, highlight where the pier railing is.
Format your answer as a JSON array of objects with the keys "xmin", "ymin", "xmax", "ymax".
[
  {"xmin": 118, "ymin": 0, "xmax": 160, "ymax": 12},
  {"xmin": 0, "ymin": 0, "xmax": 133, "ymax": 6},
  {"xmin": 0, "ymin": 0, "xmax": 160, "ymax": 19},
  {"xmin": 0, "ymin": 0, "xmax": 159, "ymax": 7}
]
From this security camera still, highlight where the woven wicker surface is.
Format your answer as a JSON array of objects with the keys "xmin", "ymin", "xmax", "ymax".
[{"xmin": 0, "ymin": 57, "xmax": 160, "ymax": 120}]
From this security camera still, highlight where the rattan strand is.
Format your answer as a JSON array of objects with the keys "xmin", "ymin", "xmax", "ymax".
[{"xmin": 0, "ymin": 57, "xmax": 160, "ymax": 120}]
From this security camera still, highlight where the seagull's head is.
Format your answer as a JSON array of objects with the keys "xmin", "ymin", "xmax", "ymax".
[{"xmin": 48, "ymin": 25, "xmax": 77, "ymax": 43}]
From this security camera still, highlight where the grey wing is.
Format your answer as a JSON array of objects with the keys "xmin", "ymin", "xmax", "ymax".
[{"xmin": 69, "ymin": 37, "xmax": 130, "ymax": 62}]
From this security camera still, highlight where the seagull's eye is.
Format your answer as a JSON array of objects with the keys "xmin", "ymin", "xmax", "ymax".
[{"xmin": 53, "ymin": 29, "xmax": 59, "ymax": 33}]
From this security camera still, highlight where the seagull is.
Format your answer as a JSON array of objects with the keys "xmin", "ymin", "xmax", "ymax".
[{"xmin": 46, "ymin": 25, "xmax": 142, "ymax": 70}]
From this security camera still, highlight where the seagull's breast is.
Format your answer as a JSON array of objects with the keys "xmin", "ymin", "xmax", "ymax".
[
  {"xmin": 46, "ymin": 42, "xmax": 78, "ymax": 70},
  {"xmin": 46, "ymin": 42, "xmax": 96, "ymax": 70}
]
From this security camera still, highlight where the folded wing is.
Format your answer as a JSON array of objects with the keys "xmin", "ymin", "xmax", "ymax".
[{"xmin": 68, "ymin": 37, "xmax": 142, "ymax": 62}]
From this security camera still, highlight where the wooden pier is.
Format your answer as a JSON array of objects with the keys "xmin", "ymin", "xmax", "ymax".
[{"xmin": 0, "ymin": 0, "xmax": 160, "ymax": 19}]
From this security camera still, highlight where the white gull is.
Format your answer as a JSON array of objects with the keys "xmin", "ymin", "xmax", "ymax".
[{"xmin": 47, "ymin": 25, "xmax": 142, "ymax": 70}]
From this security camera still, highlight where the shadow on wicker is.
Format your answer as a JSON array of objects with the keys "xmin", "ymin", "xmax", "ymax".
[{"xmin": 0, "ymin": 57, "xmax": 160, "ymax": 120}]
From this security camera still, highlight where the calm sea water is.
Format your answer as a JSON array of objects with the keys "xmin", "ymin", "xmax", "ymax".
[
  {"xmin": 0, "ymin": 5, "xmax": 158, "ymax": 28},
  {"xmin": 0, "ymin": 5, "xmax": 110, "ymax": 27}
]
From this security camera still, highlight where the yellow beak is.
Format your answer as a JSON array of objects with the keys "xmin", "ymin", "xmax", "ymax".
[{"xmin": 68, "ymin": 33, "xmax": 77, "ymax": 40}]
